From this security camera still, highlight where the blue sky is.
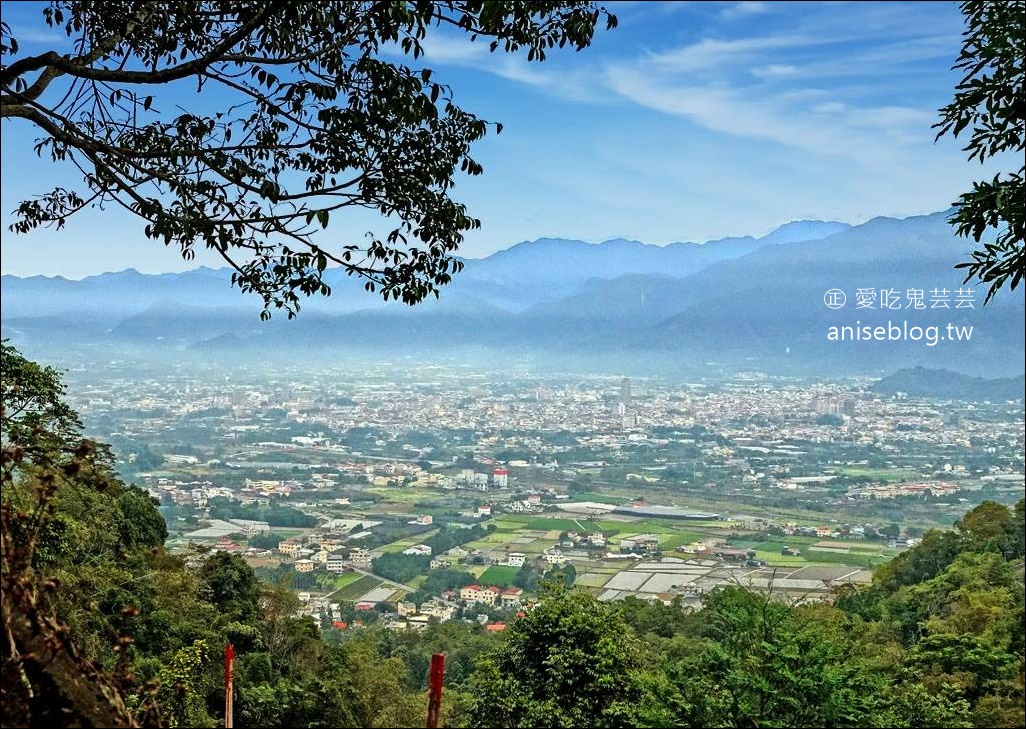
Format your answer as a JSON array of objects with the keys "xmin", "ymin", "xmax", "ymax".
[{"xmin": 0, "ymin": 1, "xmax": 1002, "ymax": 277}]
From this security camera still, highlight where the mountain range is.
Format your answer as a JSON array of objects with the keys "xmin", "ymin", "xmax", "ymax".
[{"xmin": 2, "ymin": 212, "xmax": 1024, "ymax": 379}]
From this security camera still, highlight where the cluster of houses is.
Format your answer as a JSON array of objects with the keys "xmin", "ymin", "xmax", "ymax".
[
  {"xmin": 456, "ymin": 584, "xmax": 524, "ymax": 608},
  {"xmin": 503, "ymin": 492, "xmax": 545, "ymax": 514},
  {"xmin": 145, "ymin": 479, "xmax": 235, "ymax": 508},
  {"xmin": 617, "ymin": 534, "xmax": 660, "ymax": 554},
  {"xmin": 278, "ymin": 536, "xmax": 372, "ymax": 574},
  {"xmin": 374, "ymin": 585, "xmax": 526, "ymax": 631},
  {"xmin": 846, "ymin": 480, "xmax": 960, "ymax": 500},
  {"xmin": 308, "ymin": 583, "xmax": 528, "ymax": 634}
]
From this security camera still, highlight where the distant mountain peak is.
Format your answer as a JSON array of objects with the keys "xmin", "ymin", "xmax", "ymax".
[{"xmin": 759, "ymin": 220, "xmax": 851, "ymax": 246}]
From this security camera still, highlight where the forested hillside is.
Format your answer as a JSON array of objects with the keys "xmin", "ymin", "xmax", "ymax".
[{"xmin": 2, "ymin": 342, "xmax": 1023, "ymax": 728}]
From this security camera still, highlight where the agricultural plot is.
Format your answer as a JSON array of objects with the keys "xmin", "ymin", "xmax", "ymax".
[
  {"xmin": 364, "ymin": 486, "xmax": 441, "ymax": 505},
  {"xmin": 379, "ymin": 530, "xmax": 439, "ymax": 554},
  {"xmin": 837, "ymin": 467, "xmax": 917, "ymax": 482},
  {"xmin": 656, "ymin": 532, "xmax": 705, "ymax": 551},
  {"xmin": 316, "ymin": 489, "xmax": 900, "ymax": 605},
  {"xmin": 493, "ymin": 515, "xmax": 604, "ymax": 533},
  {"xmin": 755, "ymin": 547, "xmax": 885, "ymax": 569},
  {"xmin": 479, "ymin": 565, "xmax": 521, "ymax": 587},
  {"xmin": 360, "ymin": 585, "xmax": 400, "ymax": 604},
  {"xmin": 569, "ymin": 493, "xmax": 625, "ymax": 505},
  {"xmin": 803, "ymin": 551, "xmax": 886, "ymax": 568},
  {"xmin": 334, "ymin": 575, "xmax": 381, "ymax": 601},
  {"xmin": 574, "ymin": 570, "xmax": 618, "ymax": 588},
  {"xmin": 754, "ymin": 550, "xmax": 808, "ymax": 566},
  {"xmin": 812, "ymin": 540, "xmax": 888, "ymax": 554},
  {"xmin": 604, "ymin": 571, "xmax": 651, "ymax": 591},
  {"xmin": 518, "ymin": 539, "xmax": 553, "ymax": 555},
  {"xmin": 597, "ymin": 559, "xmax": 873, "ymax": 603},
  {"xmin": 329, "ymin": 572, "xmax": 364, "ymax": 591}
]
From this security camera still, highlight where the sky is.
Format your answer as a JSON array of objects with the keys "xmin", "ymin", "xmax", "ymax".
[{"xmin": 0, "ymin": 1, "xmax": 1004, "ymax": 277}]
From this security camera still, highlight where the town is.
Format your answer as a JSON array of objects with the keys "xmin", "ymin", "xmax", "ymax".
[{"xmin": 60, "ymin": 359, "xmax": 1024, "ymax": 632}]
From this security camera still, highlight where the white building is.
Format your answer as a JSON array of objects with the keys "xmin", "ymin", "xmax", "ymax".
[
  {"xmin": 500, "ymin": 587, "xmax": 524, "ymax": 609},
  {"xmin": 407, "ymin": 614, "xmax": 430, "ymax": 631},
  {"xmin": 326, "ymin": 552, "xmax": 349, "ymax": 573},
  {"xmin": 403, "ymin": 544, "xmax": 432, "ymax": 556}
]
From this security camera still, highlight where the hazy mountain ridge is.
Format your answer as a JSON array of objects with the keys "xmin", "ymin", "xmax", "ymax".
[
  {"xmin": 0, "ymin": 219, "xmax": 849, "ymax": 319},
  {"xmin": 452, "ymin": 220, "xmax": 851, "ymax": 310},
  {"xmin": 871, "ymin": 367, "xmax": 1025, "ymax": 402},
  {"xmin": 3, "ymin": 212, "xmax": 1024, "ymax": 377}
]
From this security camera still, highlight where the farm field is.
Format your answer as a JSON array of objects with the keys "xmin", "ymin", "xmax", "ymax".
[
  {"xmin": 378, "ymin": 530, "xmax": 440, "ymax": 554},
  {"xmin": 479, "ymin": 565, "xmax": 521, "ymax": 587},
  {"xmin": 837, "ymin": 467, "xmax": 918, "ymax": 481},
  {"xmin": 334, "ymin": 575, "xmax": 382, "ymax": 601},
  {"xmin": 230, "ymin": 481, "xmax": 908, "ymax": 609},
  {"xmin": 492, "ymin": 515, "xmax": 606, "ymax": 532},
  {"xmin": 328, "ymin": 572, "xmax": 365, "ymax": 591}
]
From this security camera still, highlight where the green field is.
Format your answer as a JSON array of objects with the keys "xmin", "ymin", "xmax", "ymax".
[
  {"xmin": 754, "ymin": 550, "xmax": 808, "ymax": 566},
  {"xmin": 837, "ymin": 467, "xmax": 918, "ymax": 482},
  {"xmin": 479, "ymin": 565, "xmax": 521, "ymax": 587},
  {"xmin": 365, "ymin": 486, "xmax": 441, "ymax": 504},
  {"xmin": 570, "ymin": 493, "xmax": 625, "ymax": 505},
  {"xmin": 328, "ymin": 572, "xmax": 365, "ymax": 591},
  {"xmin": 493, "ymin": 515, "xmax": 604, "ymax": 533},
  {"xmin": 658, "ymin": 532, "xmax": 705, "ymax": 551},
  {"xmin": 755, "ymin": 548, "xmax": 885, "ymax": 569},
  {"xmin": 379, "ymin": 529, "xmax": 439, "ymax": 554},
  {"xmin": 407, "ymin": 574, "xmax": 427, "ymax": 589},
  {"xmin": 802, "ymin": 550, "xmax": 886, "ymax": 568},
  {"xmin": 593, "ymin": 519, "xmax": 631, "ymax": 534},
  {"xmin": 334, "ymin": 575, "xmax": 380, "ymax": 601}
]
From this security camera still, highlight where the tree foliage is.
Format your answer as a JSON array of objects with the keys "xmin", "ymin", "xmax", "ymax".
[
  {"xmin": 0, "ymin": 1, "xmax": 616, "ymax": 318},
  {"xmin": 2, "ymin": 342, "xmax": 147, "ymax": 726},
  {"xmin": 469, "ymin": 588, "xmax": 645, "ymax": 727},
  {"xmin": 936, "ymin": 0, "xmax": 1025, "ymax": 302}
]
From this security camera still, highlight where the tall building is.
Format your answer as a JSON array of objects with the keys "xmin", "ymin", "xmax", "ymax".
[
  {"xmin": 811, "ymin": 395, "xmax": 843, "ymax": 416},
  {"xmin": 493, "ymin": 467, "xmax": 509, "ymax": 489},
  {"xmin": 620, "ymin": 377, "xmax": 632, "ymax": 404}
]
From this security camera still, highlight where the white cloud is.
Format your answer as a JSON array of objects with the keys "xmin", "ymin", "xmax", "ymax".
[
  {"xmin": 392, "ymin": 6, "xmax": 965, "ymax": 183},
  {"xmin": 751, "ymin": 63, "xmax": 798, "ymax": 79},
  {"xmin": 721, "ymin": 2, "xmax": 769, "ymax": 19},
  {"xmin": 604, "ymin": 62, "xmax": 942, "ymax": 167},
  {"xmin": 606, "ymin": 67, "xmax": 852, "ymax": 158},
  {"xmin": 646, "ymin": 35, "xmax": 814, "ymax": 73},
  {"xmin": 416, "ymin": 34, "xmax": 491, "ymax": 64},
  {"xmin": 7, "ymin": 25, "xmax": 72, "ymax": 47}
]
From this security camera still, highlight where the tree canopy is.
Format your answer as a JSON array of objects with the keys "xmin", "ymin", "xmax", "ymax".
[
  {"xmin": 469, "ymin": 588, "xmax": 645, "ymax": 727},
  {"xmin": 936, "ymin": 0, "xmax": 1025, "ymax": 302},
  {"xmin": 0, "ymin": 1, "xmax": 616, "ymax": 317}
]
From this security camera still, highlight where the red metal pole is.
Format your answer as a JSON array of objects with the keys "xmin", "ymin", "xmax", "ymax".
[
  {"xmin": 225, "ymin": 644, "xmax": 235, "ymax": 729},
  {"xmin": 426, "ymin": 652, "xmax": 445, "ymax": 729}
]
